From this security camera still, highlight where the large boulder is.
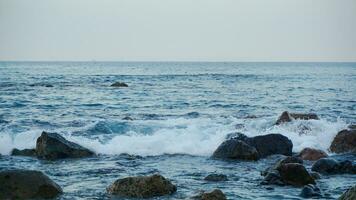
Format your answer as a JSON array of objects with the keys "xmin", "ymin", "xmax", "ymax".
[
  {"xmin": 311, "ymin": 158, "xmax": 356, "ymax": 174},
  {"xmin": 339, "ymin": 185, "xmax": 356, "ymax": 200},
  {"xmin": 36, "ymin": 131, "xmax": 94, "ymax": 160},
  {"xmin": 11, "ymin": 148, "xmax": 37, "ymax": 157},
  {"xmin": 298, "ymin": 148, "xmax": 328, "ymax": 161},
  {"xmin": 213, "ymin": 133, "xmax": 292, "ymax": 160},
  {"xmin": 275, "ymin": 111, "xmax": 319, "ymax": 125},
  {"xmin": 329, "ymin": 129, "xmax": 356, "ymax": 154},
  {"xmin": 0, "ymin": 169, "xmax": 62, "ymax": 199},
  {"xmin": 107, "ymin": 174, "xmax": 176, "ymax": 198},
  {"xmin": 192, "ymin": 189, "xmax": 227, "ymax": 200},
  {"xmin": 212, "ymin": 140, "xmax": 259, "ymax": 160},
  {"xmin": 278, "ymin": 163, "xmax": 315, "ymax": 187}
]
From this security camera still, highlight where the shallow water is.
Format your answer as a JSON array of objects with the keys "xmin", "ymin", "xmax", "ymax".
[{"xmin": 0, "ymin": 62, "xmax": 355, "ymax": 199}]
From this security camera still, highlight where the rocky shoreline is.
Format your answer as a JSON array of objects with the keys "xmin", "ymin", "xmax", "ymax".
[{"xmin": 1, "ymin": 111, "xmax": 355, "ymax": 199}]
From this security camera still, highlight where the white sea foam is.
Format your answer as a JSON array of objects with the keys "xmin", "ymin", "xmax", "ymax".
[{"xmin": 0, "ymin": 117, "xmax": 348, "ymax": 156}]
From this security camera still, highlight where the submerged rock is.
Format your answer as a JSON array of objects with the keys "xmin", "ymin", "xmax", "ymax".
[
  {"xmin": 329, "ymin": 129, "xmax": 356, "ymax": 154},
  {"xmin": 339, "ymin": 185, "xmax": 356, "ymax": 200},
  {"xmin": 311, "ymin": 158, "xmax": 356, "ymax": 174},
  {"xmin": 122, "ymin": 116, "xmax": 134, "ymax": 120},
  {"xmin": 192, "ymin": 189, "xmax": 227, "ymax": 200},
  {"xmin": 275, "ymin": 111, "xmax": 319, "ymax": 125},
  {"xmin": 11, "ymin": 148, "xmax": 37, "ymax": 157},
  {"xmin": 111, "ymin": 82, "xmax": 128, "ymax": 87},
  {"xmin": 298, "ymin": 147, "xmax": 328, "ymax": 161},
  {"xmin": 36, "ymin": 131, "xmax": 94, "ymax": 160},
  {"xmin": 213, "ymin": 133, "xmax": 292, "ymax": 161},
  {"xmin": 300, "ymin": 184, "xmax": 322, "ymax": 198},
  {"xmin": 0, "ymin": 169, "xmax": 62, "ymax": 199},
  {"xmin": 204, "ymin": 174, "xmax": 228, "ymax": 182},
  {"xmin": 278, "ymin": 163, "xmax": 315, "ymax": 187},
  {"xmin": 107, "ymin": 174, "xmax": 176, "ymax": 198}
]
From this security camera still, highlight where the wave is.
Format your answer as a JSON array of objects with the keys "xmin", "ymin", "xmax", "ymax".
[{"xmin": 0, "ymin": 116, "xmax": 348, "ymax": 156}]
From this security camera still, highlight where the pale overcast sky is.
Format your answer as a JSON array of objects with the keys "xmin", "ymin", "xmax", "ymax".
[{"xmin": 0, "ymin": 0, "xmax": 356, "ymax": 61}]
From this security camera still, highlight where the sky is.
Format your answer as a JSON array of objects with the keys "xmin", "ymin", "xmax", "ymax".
[{"xmin": 0, "ymin": 0, "xmax": 356, "ymax": 62}]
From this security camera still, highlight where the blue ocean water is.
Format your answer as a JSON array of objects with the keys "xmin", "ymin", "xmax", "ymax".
[{"xmin": 0, "ymin": 62, "xmax": 355, "ymax": 199}]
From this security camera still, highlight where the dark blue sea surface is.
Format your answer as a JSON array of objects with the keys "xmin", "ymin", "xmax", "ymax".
[{"xmin": 0, "ymin": 62, "xmax": 355, "ymax": 199}]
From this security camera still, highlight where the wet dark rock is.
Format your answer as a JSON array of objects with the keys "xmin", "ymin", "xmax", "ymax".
[
  {"xmin": 204, "ymin": 174, "xmax": 228, "ymax": 182},
  {"xmin": 298, "ymin": 147, "xmax": 328, "ymax": 161},
  {"xmin": 192, "ymin": 189, "xmax": 227, "ymax": 200},
  {"xmin": 36, "ymin": 131, "xmax": 94, "ymax": 160},
  {"xmin": 107, "ymin": 174, "xmax": 176, "ymax": 198},
  {"xmin": 214, "ymin": 133, "xmax": 292, "ymax": 160},
  {"xmin": 261, "ymin": 156, "xmax": 313, "ymax": 187},
  {"xmin": 300, "ymin": 184, "xmax": 322, "ymax": 198},
  {"xmin": 11, "ymin": 148, "xmax": 36, "ymax": 157},
  {"xmin": 311, "ymin": 158, "xmax": 356, "ymax": 174},
  {"xmin": 122, "ymin": 116, "xmax": 134, "ymax": 120},
  {"xmin": 0, "ymin": 169, "xmax": 62, "ymax": 199},
  {"xmin": 329, "ymin": 129, "xmax": 356, "ymax": 154},
  {"xmin": 111, "ymin": 82, "xmax": 128, "ymax": 87},
  {"xmin": 212, "ymin": 139, "xmax": 259, "ymax": 160},
  {"xmin": 275, "ymin": 111, "xmax": 319, "ymax": 125},
  {"xmin": 339, "ymin": 185, "xmax": 356, "ymax": 200},
  {"xmin": 278, "ymin": 163, "xmax": 315, "ymax": 187}
]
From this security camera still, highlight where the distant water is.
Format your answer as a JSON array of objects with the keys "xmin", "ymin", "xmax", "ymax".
[{"xmin": 0, "ymin": 62, "xmax": 355, "ymax": 199}]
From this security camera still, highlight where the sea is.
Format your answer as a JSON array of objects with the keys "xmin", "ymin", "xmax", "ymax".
[{"xmin": 0, "ymin": 62, "xmax": 355, "ymax": 199}]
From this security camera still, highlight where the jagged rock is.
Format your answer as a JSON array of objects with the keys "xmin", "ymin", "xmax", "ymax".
[
  {"xmin": 300, "ymin": 184, "xmax": 322, "ymax": 198},
  {"xmin": 275, "ymin": 111, "xmax": 319, "ymax": 125},
  {"xmin": 311, "ymin": 158, "xmax": 356, "ymax": 174},
  {"xmin": 278, "ymin": 163, "xmax": 315, "ymax": 187},
  {"xmin": 11, "ymin": 148, "xmax": 37, "ymax": 157},
  {"xmin": 339, "ymin": 185, "xmax": 356, "ymax": 200},
  {"xmin": 298, "ymin": 148, "xmax": 328, "ymax": 161},
  {"xmin": 107, "ymin": 174, "xmax": 176, "ymax": 198},
  {"xmin": 204, "ymin": 174, "xmax": 228, "ymax": 182},
  {"xmin": 36, "ymin": 131, "xmax": 94, "ymax": 160},
  {"xmin": 213, "ymin": 133, "xmax": 292, "ymax": 160},
  {"xmin": 192, "ymin": 189, "xmax": 227, "ymax": 200},
  {"xmin": 330, "ymin": 129, "xmax": 356, "ymax": 154},
  {"xmin": 111, "ymin": 82, "xmax": 128, "ymax": 87},
  {"xmin": 0, "ymin": 169, "xmax": 62, "ymax": 199},
  {"xmin": 212, "ymin": 139, "xmax": 259, "ymax": 160}
]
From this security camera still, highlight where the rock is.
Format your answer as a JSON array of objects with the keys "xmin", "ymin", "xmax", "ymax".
[
  {"xmin": 298, "ymin": 148, "xmax": 328, "ymax": 161},
  {"xmin": 122, "ymin": 116, "xmax": 134, "ymax": 120},
  {"xmin": 36, "ymin": 131, "xmax": 94, "ymax": 160},
  {"xmin": 111, "ymin": 82, "xmax": 128, "ymax": 87},
  {"xmin": 311, "ymin": 158, "xmax": 340, "ymax": 174},
  {"xmin": 0, "ymin": 169, "xmax": 62, "ymax": 199},
  {"xmin": 275, "ymin": 111, "xmax": 319, "ymax": 125},
  {"xmin": 261, "ymin": 156, "xmax": 307, "ymax": 186},
  {"xmin": 212, "ymin": 139, "xmax": 259, "ymax": 160},
  {"xmin": 278, "ymin": 163, "xmax": 315, "ymax": 187},
  {"xmin": 329, "ymin": 129, "xmax": 356, "ymax": 154},
  {"xmin": 248, "ymin": 134, "xmax": 293, "ymax": 158},
  {"xmin": 11, "ymin": 148, "xmax": 36, "ymax": 157},
  {"xmin": 107, "ymin": 174, "xmax": 176, "ymax": 198},
  {"xmin": 339, "ymin": 185, "xmax": 356, "ymax": 200},
  {"xmin": 204, "ymin": 174, "xmax": 228, "ymax": 182},
  {"xmin": 213, "ymin": 133, "xmax": 292, "ymax": 160},
  {"xmin": 311, "ymin": 158, "xmax": 356, "ymax": 174},
  {"xmin": 192, "ymin": 189, "xmax": 227, "ymax": 200},
  {"xmin": 300, "ymin": 184, "xmax": 322, "ymax": 198}
]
